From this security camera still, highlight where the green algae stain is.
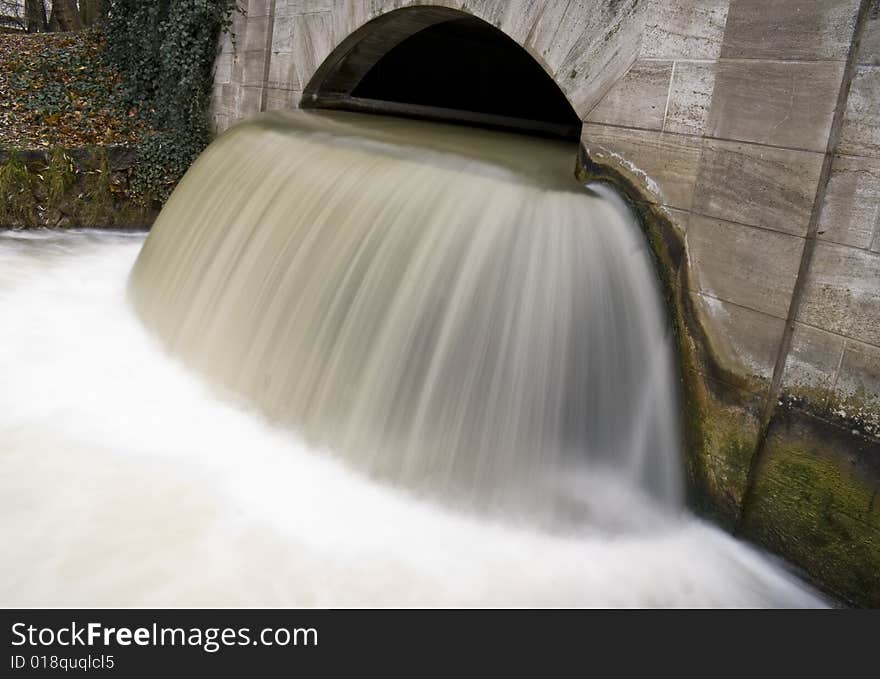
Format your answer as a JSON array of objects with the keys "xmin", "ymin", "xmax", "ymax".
[
  {"xmin": 0, "ymin": 152, "xmax": 40, "ymax": 227},
  {"xmin": 741, "ymin": 429, "xmax": 880, "ymax": 606}
]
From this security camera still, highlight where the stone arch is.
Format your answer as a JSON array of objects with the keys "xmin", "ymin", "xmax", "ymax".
[
  {"xmin": 301, "ymin": 7, "xmax": 583, "ymax": 138},
  {"xmin": 291, "ymin": 1, "xmax": 647, "ymax": 124}
]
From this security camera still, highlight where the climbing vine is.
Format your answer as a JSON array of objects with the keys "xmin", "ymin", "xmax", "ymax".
[{"xmin": 104, "ymin": 0, "xmax": 238, "ymax": 203}]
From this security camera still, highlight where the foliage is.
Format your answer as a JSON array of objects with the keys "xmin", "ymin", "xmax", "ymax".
[
  {"xmin": 1, "ymin": 3, "xmax": 236, "ymax": 212},
  {"xmin": 0, "ymin": 29, "xmax": 145, "ymax": 149},
  {"xmin": 104, "ymin": 0, "xmax": 237, "ymax": 203}
]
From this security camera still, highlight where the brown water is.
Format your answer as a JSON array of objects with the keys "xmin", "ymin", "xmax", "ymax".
[{"xmin": 129, "ymin": 110, "xmax": 682, "ymax": 521}]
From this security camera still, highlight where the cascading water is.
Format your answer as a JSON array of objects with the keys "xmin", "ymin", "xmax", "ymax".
[
  {"xmin": 129, "ymin": 111, "xmax": 681, "ymax": 522},
  {"xmin": 0, "ymin": 111, "xmax": 824, "ymax": 606}
]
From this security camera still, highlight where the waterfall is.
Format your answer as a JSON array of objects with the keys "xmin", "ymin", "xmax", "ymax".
[
  {"xmin": 0, "ymin": 111, "xmax": 823, "ymax": 606},
  {"xmin": 129, "ymin": 110, "xmax": 682, "ymax": 523}
]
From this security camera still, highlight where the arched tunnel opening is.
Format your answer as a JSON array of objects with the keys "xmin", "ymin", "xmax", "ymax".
[{"xmin": 302, "ymin": 10, "xmax": 582, "ymax": 139}]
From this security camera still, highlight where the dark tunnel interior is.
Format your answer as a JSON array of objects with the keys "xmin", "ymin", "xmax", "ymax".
[{"xmin": 345, "ymin": 18, "xmax": 582, "ymax": 139}]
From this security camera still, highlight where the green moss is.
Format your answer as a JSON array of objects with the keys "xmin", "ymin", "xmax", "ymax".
[
  {"xmin": 0, "ymin": 152, "xmax": 40, "ymax": 227},
  {"xmin": 46, "ymin": 147, "xmax": 76, "ymax": 208},
  {"xmin": 680, "ymin": 366, "xmax": 764, "ymax": 526},
  {"xmin": 77, "ymin": 148, "xmax": 115, "ymax": 227},
  {"xmin": 0, "ymin": 146, "xmax": 154, "ymax": 229},
  {"xmin": 741, "ymin": 433, "xmax": 880, "ymax": 606}
]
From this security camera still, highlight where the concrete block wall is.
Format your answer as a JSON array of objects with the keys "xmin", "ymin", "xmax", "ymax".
[
  {"xmin": 211, "ymin": 0, "xmax": 880, "ymax": 604},
  {"xmin": 582, "ymin": 0, "xmax": 871, "ymax": 411},
  {"xmin": 578, "ymin": 4, "xmax": 879, "ymax": 605},
  {"xmin": 786, "ymin": 2, "xmax": 880, "ymax": 422}
]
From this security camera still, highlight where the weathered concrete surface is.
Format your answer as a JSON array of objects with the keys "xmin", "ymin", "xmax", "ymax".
[{"xmin": 213, "ymin": 0, "xmax": 880, "ymax": 605}]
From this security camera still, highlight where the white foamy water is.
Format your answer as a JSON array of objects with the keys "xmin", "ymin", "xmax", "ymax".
[{"xmin": 0, "ymin": 230, "xmax": 823, "ymax": 607}]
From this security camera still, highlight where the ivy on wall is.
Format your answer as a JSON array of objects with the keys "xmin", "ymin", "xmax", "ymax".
[{"xmin": 104, "ymin": 0, "xmax": 238, "ymax": 204}]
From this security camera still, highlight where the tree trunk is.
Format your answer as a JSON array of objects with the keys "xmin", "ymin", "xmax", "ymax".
[
  {"xmin": 25, "ymin": 0, "xmax": 48, "ymax": 32},
  {"xmin": 49, "ymin": 0, "xmax": 83, "ymax": 32},
  {"xmin": 79, "ymin": 0, "xmax": 107, "ymax": 27}
]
